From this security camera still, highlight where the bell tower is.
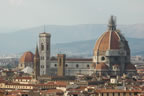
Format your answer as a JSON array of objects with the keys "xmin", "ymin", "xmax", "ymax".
[
  {"xmin": 39, "ymin": 32, "xmax": 51, "ymax": 76},
  {"xmin": 33, "ymin": 45, "xmax": 40, "ymax": 79}
]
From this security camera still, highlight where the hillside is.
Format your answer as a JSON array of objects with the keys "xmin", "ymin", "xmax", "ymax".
[{"xmin": 51, "ymin": 38, "xmax": 144, "ymax": 57}]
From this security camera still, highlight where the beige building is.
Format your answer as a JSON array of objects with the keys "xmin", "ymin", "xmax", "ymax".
[
  {"xmin": 13, "ymin": 76, "xmax": 36, "ymax": 84},
  {"xmin": 0, "ymin": 82, "xmax": 34, "ymax": 90},
  {"xmin": 66, "ymin": 87, "xmax": 142, "ymax": 96}
]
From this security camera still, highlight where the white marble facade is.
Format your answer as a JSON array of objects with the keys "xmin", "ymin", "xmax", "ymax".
[{"xmin": 50, "ymin": 58, "xmax": 94, "ymax": 76}]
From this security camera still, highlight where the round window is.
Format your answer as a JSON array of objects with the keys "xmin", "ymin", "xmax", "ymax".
[
  {"xmin": 101, "ymin": 56, "xmax": 105, "ymax": 61},
  {"xmin": 65, "ymin": 64, "xmax": 68, "ymax": 67}
]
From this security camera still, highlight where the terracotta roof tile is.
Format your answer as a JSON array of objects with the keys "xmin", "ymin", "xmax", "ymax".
[
  {"xmin": 95, "ymin": 89, "xmax": 142, "ymax": 93},
  {"xmin": 94, "ymin": 31, "xmax": 120, "ymax": 56},
  {"xmin": 96, "ymin": 63, "xmax": 109, "ymax": 70},
  {"xmin": 15, "ymin": 76, "xmax": 32, "ymax": 80},
  {"xmin": 40, "ymin": 89, "xmax": 63, "ymax": 94}
]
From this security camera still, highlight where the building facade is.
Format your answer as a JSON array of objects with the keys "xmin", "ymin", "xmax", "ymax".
[{"xmin": 50, "ymin": 58, "xmax": 93, "ymax": 76}]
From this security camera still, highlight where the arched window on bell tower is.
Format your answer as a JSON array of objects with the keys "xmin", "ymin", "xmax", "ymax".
[
  {"xmin": 47, "ymin": 44, "xmax": 49, "ymax": 51},
  {"xmin": 41, "ymin": 43, "xmax": 44, "ymax": 51}
]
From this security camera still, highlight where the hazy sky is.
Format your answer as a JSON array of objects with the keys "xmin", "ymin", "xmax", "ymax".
[{"xmin": 0, "ymin": 0, "xmax": 144, "ymax": 30}]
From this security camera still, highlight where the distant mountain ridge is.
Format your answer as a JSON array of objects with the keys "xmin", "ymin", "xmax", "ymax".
[
  {"xmin": 51, "ymin": 38, "xmax": 144, "ymax": 57},
  {"xmin": 0, "ymin": 24, "xmax": 144, "ymax": 56}
]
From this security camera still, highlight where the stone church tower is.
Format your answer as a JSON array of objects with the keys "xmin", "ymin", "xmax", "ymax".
[
  {"xmin": 57, "ymin": 54, "xmax": 66, "ymax": 76},
  {"xmin": 33, "ymin": 45, "xmax": 40, "ymax": 79},
  {"xmin": 39, "ymin": 32, "xmax": 51, "ymax": 76}
]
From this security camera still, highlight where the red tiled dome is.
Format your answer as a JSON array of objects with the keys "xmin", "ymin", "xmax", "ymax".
[
  {"xmin": 96, "ymin": 63, "xmax": 109, "ymax": 70},
  {"xmin": 94, "ymin": 31, "xmax": 120, "ymax": 56},
  {"xmin": 19, "ymin": 51, "xmax": 34, "ymax": 63}
]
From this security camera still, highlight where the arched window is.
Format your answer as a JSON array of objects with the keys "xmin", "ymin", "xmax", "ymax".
[
  {"xmin": 41, "ymin": 56, "xmax": 44, "ymax": 60},
  {"xmin": 47, "ymin": 44, "xmax": 49, "ymax": 51},
  {"xmin": 41, "ymin": 65, "xmax": 44, "ymax": 68},
  {"xmin": 65, "ymin": 64, "xmax": 68, "ymax": 67},
  {"xmin": 47, "ymin": 56, "xmax": 49, "ymax": 60},
  {"xmin": 76, "ymin": 64, "xmax": 79, "ymax": 68},
  {"xmin": 87, "ymin": 64, "xmax": 89, "ymax": 68},
  {"xmin": 41, "ymin": 43, "xmax": 44, "ymax": 51},
  {"xmin": 59, "ymin": 58, "xmax": 62, "ymax": 66}
]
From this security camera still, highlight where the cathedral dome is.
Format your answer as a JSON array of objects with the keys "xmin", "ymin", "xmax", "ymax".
[
  {"xmin": 92, "ymin": 16, "xmax": 133, "ymax": 76},
  {"xmin": 95, "ymin": 63, "xmax": 109, "ymax": 70},
  {"xmin": 94, "ymin": 31, "xmax": 120, "ymax": 56},
  {"xmin": 93, "ymin": 16, "xmax": 130, "ymax": 61},
  {"xmin": 20, "ymin": 51, "xmax": 34, "ymax": 63}
]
